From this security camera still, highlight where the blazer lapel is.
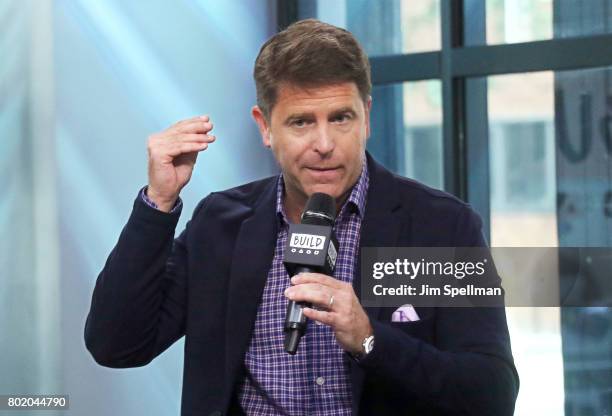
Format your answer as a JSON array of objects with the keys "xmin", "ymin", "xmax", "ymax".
[
  {"xmin": 355, "ymin": 154, "xmax": 407, "ymax": 320},
  {"xmin": 351, "ymin": 153, "xmax": 410, "ymax": 415},
  {"xmin": 224, "ymin": 179, "xmax": 279, "ymax": 404}
]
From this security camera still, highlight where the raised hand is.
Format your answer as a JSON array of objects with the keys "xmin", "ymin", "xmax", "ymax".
[{"xmin": 146, "ymin": 115, "xmax": 216, "ymax": 212}]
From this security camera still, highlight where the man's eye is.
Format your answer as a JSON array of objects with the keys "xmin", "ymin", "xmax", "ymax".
[
  {"xmin": 332, "ymin": 114, "xmax": 352, "ymax": 123},
  {"xmin": 292, "ymin": 119, "xmax": 308, "ymax": 127}
]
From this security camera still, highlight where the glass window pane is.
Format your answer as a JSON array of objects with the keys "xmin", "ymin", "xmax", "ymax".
[
  {"xmin": 486, "ymin": 0, "xmax": 553, "ymax": 44},
  {"xmin": 487, "ymin": 71, "xmax": 564, "ymax": 416},
  {"xmin": 298, "ymin": 0, "xmax": 441, "ymax": 55},
  {"xmin": 401, "ymin": 0, "xmax": 441, "ymax": 53},
  {"xmin": 368, "ymin": 80, "xmax": 443, "ymax": 189},
  {"xmin": 403, "ymin": 80, "xmax": 443, "ymax": 188},
  {"xmin": 554, "ymin": 0, "xmax": 612, "ymax": 39},
  {"xmin": 488, "ymin": 71, "xmax": 557, "ymax": 246},
  {"xmin": 485, "ymin": 0, "xmax": 612, "ymax": 45},
  {"xmin": 554, "ymin": 65, "xmax": 612, "ymax": 416}
]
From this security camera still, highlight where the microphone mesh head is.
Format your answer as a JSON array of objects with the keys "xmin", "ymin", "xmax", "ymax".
[{"xmin": 301, "ymin": 193, "xmax": 336, "ymax": 226}]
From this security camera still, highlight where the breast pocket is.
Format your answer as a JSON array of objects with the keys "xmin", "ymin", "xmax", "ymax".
[{"xmin": 388, "ymin": 318, "xmax": 435, "ymax": 344}]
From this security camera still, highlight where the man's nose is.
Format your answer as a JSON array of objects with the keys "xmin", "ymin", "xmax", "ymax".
[{"xmin": 312, "ymin": 124, "xmax": 335, "ymax": 155}]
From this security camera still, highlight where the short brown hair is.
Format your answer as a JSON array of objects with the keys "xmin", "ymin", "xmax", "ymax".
[{"xmin": 254, "ymin": 19, "xmax": 371, "ymax": 119}]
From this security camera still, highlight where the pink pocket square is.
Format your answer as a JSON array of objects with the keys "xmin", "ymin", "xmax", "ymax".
[{"xmin": 391, "ymin": 304, "xmax": 420, "ymax": 322}]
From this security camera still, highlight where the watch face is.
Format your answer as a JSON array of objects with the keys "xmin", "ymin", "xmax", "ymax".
[{"xmin": 364, "ymin": 336, "xmax": 375, "ymax": 354}]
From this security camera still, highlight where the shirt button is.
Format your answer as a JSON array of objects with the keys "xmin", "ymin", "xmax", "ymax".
[{"xmin": 316, "ymin": 376, "xmax": 325, "ymax": 386}]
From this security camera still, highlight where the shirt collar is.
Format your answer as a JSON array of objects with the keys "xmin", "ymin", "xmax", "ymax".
[{"xmin": 275, "ymin": 156, "xmax": 369, "ymax": 225}]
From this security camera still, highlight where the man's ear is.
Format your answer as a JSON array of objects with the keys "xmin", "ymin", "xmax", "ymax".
[
  {"xmin": 252, "ymin": 105, "xmax": 272, "ymax": 148},
  {"xmin": 364, "ymin": 96, "xmax": 372, "ymax": 140}
]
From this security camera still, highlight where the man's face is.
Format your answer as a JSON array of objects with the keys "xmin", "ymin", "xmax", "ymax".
[{"xmin": 253, "ymin": 82, "xmax": 371, "ymax": 207}]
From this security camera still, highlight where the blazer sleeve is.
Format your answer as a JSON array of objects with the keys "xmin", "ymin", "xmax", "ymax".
[
  {"xmin": 84, "ymin": 193, "xmax": 211, "ymax": 368},
  {"xmin": 358, "ymin": 205, "xmax": 519, "ymax": 415}
]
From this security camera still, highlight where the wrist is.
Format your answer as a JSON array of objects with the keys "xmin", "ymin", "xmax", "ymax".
[
  {"xmin": 349, "ymin": 333, "xmax": 375, "ymax": 362},
  {"xmin": 146, "ymin": 186, "xmax": 178, "ymax": 213},
  {"xmin": 349, "ymin": 320, "xmax": 374, "ymax": 356}
]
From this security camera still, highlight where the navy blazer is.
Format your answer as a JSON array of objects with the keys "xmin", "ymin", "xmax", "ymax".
[{"xmin": 85, "ymin": 154, "xmax": 519, "ymax": 415}]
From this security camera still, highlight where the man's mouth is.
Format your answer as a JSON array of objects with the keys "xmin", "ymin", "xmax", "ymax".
[
  {"xmin": 306, "ymin": 166, "xmax": 341, "ymax": 171},
  {"xmin": 304, "ymin": 166, "xmax": 342, "ymax": 180}
]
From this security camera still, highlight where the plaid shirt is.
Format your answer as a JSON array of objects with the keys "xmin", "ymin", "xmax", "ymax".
[{"xmin": 237, "ymin": 162, "xmax": 369, "ymax": 416}]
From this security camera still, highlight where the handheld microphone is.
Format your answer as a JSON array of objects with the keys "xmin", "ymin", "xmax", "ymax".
[{"xmin": 283, "ymin": 193, "xmax": 338, "ymax": 355}]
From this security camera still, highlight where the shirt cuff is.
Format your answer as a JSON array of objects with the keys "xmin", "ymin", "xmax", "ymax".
[{"xmin": 140, "ymin": 186, "xmax": 183, "ymax": 213}]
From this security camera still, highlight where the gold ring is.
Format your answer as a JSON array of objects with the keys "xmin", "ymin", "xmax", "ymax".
[{"xmin": 329, "ymin": 295, "xmax": 334, "ymax": 308}]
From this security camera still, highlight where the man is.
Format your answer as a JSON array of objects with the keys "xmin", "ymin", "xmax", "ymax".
[{"xmin": 85, "ymin": 19, "xmax": 518, "ymax": 415}]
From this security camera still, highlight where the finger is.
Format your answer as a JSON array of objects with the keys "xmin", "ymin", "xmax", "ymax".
[
  {"xmin": 291, "ymin": 272, "xmax": 345, "ymax": 289},
  {"xmin": 303, "ymin": 307, "xmax": 335, "ymax": 327},
  {"xmin": 158, "ymin": 134, "xmax": 216, "ymax": 145},
  {"xmin": 285, "ymin": 284, "xmax": 334, "ymax": 308},
  {"xmin": 152, "ymin": 134, "xmax": 216, "ymax": 151},
  {"xmin": 168, "ymin": 120, "xmax": 213, "ymax": 135},
  {"xmin": 173, "ymin": 114, "xmax": 210, "ymax": 127},
  {"xmin": 166, "ymin": 141, "xmax": 209, "ymax": 158}
]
